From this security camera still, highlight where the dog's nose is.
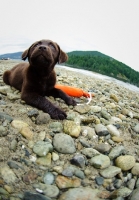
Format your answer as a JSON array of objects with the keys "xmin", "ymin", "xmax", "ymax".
[{"xmin": 39, "ymin": 46, "xmax": 47, "ymax": 51}]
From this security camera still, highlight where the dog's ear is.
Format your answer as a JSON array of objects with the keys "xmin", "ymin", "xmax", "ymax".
[
  {"xmin": 57, "ymin": 45, "xmax": 68, "ymax": 63},
  {"xmin": 22, "ymin": 41, "xmax": 38, "ymax": 60},
  {"xmin": 58, "ymin": 49, "xmax": 68, "ymax": 63},
  {"xmin": 22, "ymin": 49, "xmax": 29, "ymax": 60}
]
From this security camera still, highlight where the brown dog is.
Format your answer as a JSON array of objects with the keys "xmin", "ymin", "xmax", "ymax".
[{"xmin": 3, "ymin": 39, "xmax": 76, "ymax": 119}]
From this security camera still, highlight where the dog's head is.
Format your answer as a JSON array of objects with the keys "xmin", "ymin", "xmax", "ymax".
[{"xmin": 22, "ymin": 39, "xmax": 68, "ymax": 74}]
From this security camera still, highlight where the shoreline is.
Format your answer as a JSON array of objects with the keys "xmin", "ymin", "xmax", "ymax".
[{"xmin": 57, "ymin": 64, "xmax": 139, "ymax": 93}]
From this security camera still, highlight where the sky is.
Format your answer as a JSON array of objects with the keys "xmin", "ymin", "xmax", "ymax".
[{"xmin": 0, "ymin": 0, "xmax": 139, "ymax": 72}]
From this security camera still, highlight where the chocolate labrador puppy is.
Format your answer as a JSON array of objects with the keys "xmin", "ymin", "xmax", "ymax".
[{"xmin": 3, "ymin": 39, "xmax": 76, "ymax": 119}]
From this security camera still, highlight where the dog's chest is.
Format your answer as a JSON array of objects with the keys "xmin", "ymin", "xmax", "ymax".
[{"xmin": 38, "ymin": 78, "xmax": 54, "ymax": 94}]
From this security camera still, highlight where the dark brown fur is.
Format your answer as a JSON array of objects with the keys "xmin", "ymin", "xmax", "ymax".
[{"xmin": 3, "ymin": 39, "xmax": 76, "ymax": 119}]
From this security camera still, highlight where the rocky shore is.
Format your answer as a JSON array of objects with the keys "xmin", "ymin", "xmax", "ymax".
[{"xmin": 0, "ymin": 60, "xmax": 139, "ymax": 200}]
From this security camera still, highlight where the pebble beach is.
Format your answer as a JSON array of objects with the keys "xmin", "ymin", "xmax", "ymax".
[{"xmin": 0, "ymin": 60, "xmax": 139, "ymax": 200}]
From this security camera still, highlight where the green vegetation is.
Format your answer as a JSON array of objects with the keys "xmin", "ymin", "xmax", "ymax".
[{"xmin": 65, "ymin": 51, "xmax": 139, "ymax": 87}]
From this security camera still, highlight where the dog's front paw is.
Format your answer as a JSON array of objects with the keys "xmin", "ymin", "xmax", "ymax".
[
  {"xmin": 50, "ymin": 107, "xmax": 67, "ymax": 120},
  {"xmin": 66, "ymin": 97, "xmax": 77, "ymax": 106}
]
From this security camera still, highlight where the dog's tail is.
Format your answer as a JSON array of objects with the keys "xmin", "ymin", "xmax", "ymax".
[{"xmin": 3, "ymin": 70, "xmax": 11, "ymax": 85}]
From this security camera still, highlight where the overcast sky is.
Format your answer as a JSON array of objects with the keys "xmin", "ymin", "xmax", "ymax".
[{"xmin": 0, "ymin": 0, "xmax": 139, "ymax": 72}]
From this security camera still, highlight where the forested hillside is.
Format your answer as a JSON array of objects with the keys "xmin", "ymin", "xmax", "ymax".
[{"xmin": 66, "ymin": 51, "xmax": 139, "ymax": 87}]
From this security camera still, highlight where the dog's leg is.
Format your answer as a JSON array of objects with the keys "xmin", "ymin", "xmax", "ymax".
[
  {"xmin": 3, "ymin": 71, "xmax": 11, "ymax": 85},
  {"xmin": 47, "ymin": 88, "xmax": 76, "ymax": 106},
  {"xmin": 21, "ymin": 92, "xmax": 67, "ymax": 120}
]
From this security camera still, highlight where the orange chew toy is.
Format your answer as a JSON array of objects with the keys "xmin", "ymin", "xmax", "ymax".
[{"xmin": 55, "ymin": 84, "xmax": 94, "ymax": 98}]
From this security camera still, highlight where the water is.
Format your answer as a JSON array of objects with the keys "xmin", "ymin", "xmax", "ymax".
[{"xmin": 57, "ymin": 65, "xmax": 139, "ymax": 93}]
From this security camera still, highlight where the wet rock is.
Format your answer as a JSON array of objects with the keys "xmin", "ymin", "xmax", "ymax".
[
  {"xmin": 108, "ymin": 146, "xmax": 125, "ymax": 160},
  {"xmin": 37, "ymin": 131, "xmax": 46, "ymax": 141},
  {"xmin": 95, "ymin": 143, "xmax": 111, "ymax": 153},
  {"xmin": 109, "ymin": 116, "xmax": 122, "ymax": 124},
  {"xmin": 33, "ymin": 182, "xmax": 59, "ymax": 198},
  {"xmin": 23, "ymin": 191, "xmax": 51, "ymax": 200},
  {"xmin": 70, "ymin": 154, "xmax": 86, "ymax": 168},
  {"xmin": 59, "ymin": 188, "xmax": 110, "ymax": 200},
  {"xmin": 33, "ymin": 141, "xmax": 53, "ymax": 157},
  {"xmin": 0, "ymin": 125, "xmax": 7, "ymax": 136},
  {"xmin": 81, "ymin": 126, "xmax": 97, "ymax": 140},
  {"xmin": 36, "ymin": 153, "xmax": 51, "ymax": 166},
  {"xmin": 133, "ymin": 123, "xmax": 139, "ymax": 133},
  {"xmin": 90, "ymin": 154, "xmax": 110, "ymax": 169},
  {"xmin": 90, "ymin": 105, "xmax": 101, "ymax": 113},
  {"xmin": 131, "ymin": 163, "xmax": 139, "ymax": 175},
  {"xmin": 101, "ymin": 110, "xmax": 111, "ymax": 120},
  {"xmin": 53, "ymin": 166, "xmax": 63, "ymax": 174},
  {"xmin": 53, "ymin": 133, "xmax": 76, "ymax": 154},
  {"xmin": 113, "ymin": 179, "xmax": 123, "ymax": 189},
  {"xmin": 129, "ymin": 188, "xmax": 139, "ymax": 200},
  {"xmin": 107, "ymin": 124, "xmax": 120, "ymax": 137},
  {"xmin": 74, "ymin": 104, "xmax": 90, "ymax": 114},
  {"xmin": 7, "ymin": 92, "xmax": 20, "ymax": 100},
  {"xmin": 0, "ymin": 187, "xmax": 9, "ymax": 195},
  {"xmin": 81, "ymin": 148, "xmax": 100, "ymax": 158},
  {"xmin": 0, "ymin": 165, "xmax": 18, "ymax": 184},
  {"xmin": 81, "ymin": 115, "xmax": 100, "ymax": 124},
  {"xmin": 0, "ymin": 85, "xmax": 13, "ymax": 95},
  {"xmin": 63, "ymin": 120, "xmax": 81, "ymax": 138},
  {"xmin": 0, "ymin": 112, "xmax": 13, "ymax": 122},
  {"xmin": 36, "ymin": 113, "xmax": 51, "ymax": 124},
  {"xmin": 79, "ymin": 138, "xmax": 90, "ymax": 147},
  {"xmin": 23, "ymin": 170, "xmax": 38, "ymax": 184},
  {"xmin": 95, "ymin": 176, "xmax": 104, "ymax": 185},
  {"xmin": 55, "ymin": 175, "xmax": 81, "ymax": 189},
  {"xmin": 67, "ymin": 111, "xmax": 81, "ymax": 124},
  {"xmin": 127, "ymin": 178, "xmax": 136, "ymax": 190},
  {"xmin": 110, "ymin": 187, "xmax": 132, "ymax": 198},
  {"xmin": 27, "ymin": 109, "xmax": 39, "ymax": 117},
  {"xmin": 121, "ymin": 108, "xmax": 133, "ymax": 118},
  {"xmin": 115, "ymin": 155, "xmax": 135, "ymax": 171},
  {"xmin": 52, "ymin": 152, "xmax": 59, "ymax": 161},
  {"xmin": 110, "ymin": 94, "xmax": 119, "ymax": 102},
  {"xmin": 49, "ymin": 122, "xmax": 63, "ymax": 133},
  {"xmin": 62, "ymin": 168, "xmax": 74, "ymax": 177},
  {"xmin": 20, "ymin": 126, "xmax": 33, "ymax": 140},
  {"xmin": 111, "ymin": 136, "xmax": 124, "ymax": 143},
  {"xmin": 4, "ymin": 185, "xmax": 14, "ymax": 194},
  {"xmin": 74, "ymin": 169, "xmax": 85, "ymax": 179},
  {"xmin": 100, "ymin": 166, "xmax": 121, "ymax": 178},
  {"xmin": 95, "ymin": 124, "xmax": 109, "ymax": 136},
  {"xmin": 7, "ymin": 160, "xmax": 23, "ymax": 170},
  {"xmin": 11, "ymin": 120, "xmax": 28, "ymax": 130},
  {"xmin": 10, "ymin": 139, "xmax": 17, "ymax": 151},
  {"xmin": 43, "ymin": 172, "xmax": 55, "ymax": 185}
]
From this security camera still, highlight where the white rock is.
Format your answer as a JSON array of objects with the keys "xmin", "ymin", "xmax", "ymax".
[{"xmin": 107, "ymin": 124, "xmax": 120, "ymax": 136}]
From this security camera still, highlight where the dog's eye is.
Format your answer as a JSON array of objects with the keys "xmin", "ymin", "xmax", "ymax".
[
  {"xmin": 49, "ymin": 44, "xmax": 55, "ymax": 50},
  {"xmin": 35, "ymin": 43, "xmax": 40, "ymax": 47}
]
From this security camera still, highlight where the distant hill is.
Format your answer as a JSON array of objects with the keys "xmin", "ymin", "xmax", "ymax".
[
  {"xmin": 0, "ymin": 52, "xmax": 22, "ymax": 60},
  {"xmin": 67, "ymin": 50, "xmax": 111, "ymax": 58},
  {"xmin": 66, "ymin": 51, "xmax": 139, "ymax": 87},
  {"xmin": 0, "ymin": 50, "xmax": 139, "ymax": 87}
]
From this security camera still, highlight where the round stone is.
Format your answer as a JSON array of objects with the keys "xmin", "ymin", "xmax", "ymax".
[
  {"xmin": 115, "ymin": 155, "xmax": 135, "ymax": 171},
  {"xmin": 33, "ymin": 141, "xmax": 53, "ymax": 157},
  {"xmin": 53, "ymin": 133, "xmax": 76, "ymax": 154},
  {"xmin": 107, "ymin": 124, "xmax": 120, "ymax": 137},
  {"xmin": 90, "ymin": 154, "xmax": 110, "ymax": 169},
  {"xmin": 43, "ymin": 172, "xmax": 55, "ymax": 185},
  {"xmin": 131, "ymin": 163, "xmax": 139, "ymax": 175},
  {"xmin": 95, "ymin": 124, "xmax": 109, "ymax": 136}
]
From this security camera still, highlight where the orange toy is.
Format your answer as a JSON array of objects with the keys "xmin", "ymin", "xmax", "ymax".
[{"xmin": 55, "ymin": 84, "xmax": 95, "ymax": 98}]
